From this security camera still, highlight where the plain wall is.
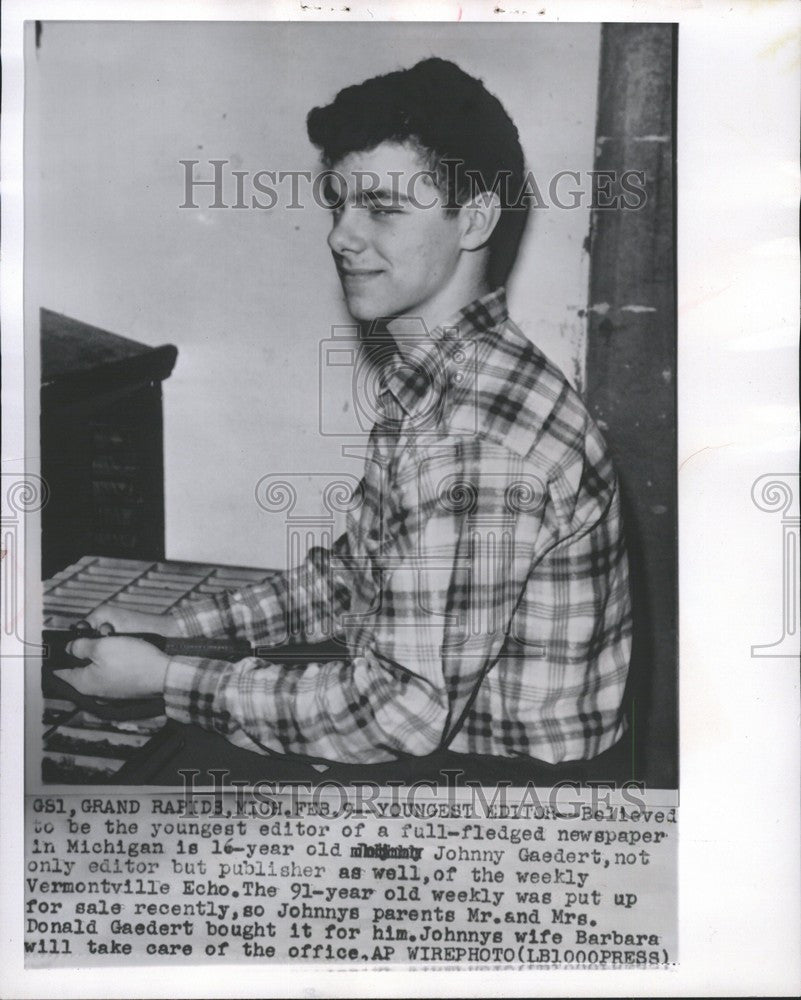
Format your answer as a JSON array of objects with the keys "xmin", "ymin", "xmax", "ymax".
[{"xmin": 28, "ymin": 21, "xmax": 601, "ymax": 567}]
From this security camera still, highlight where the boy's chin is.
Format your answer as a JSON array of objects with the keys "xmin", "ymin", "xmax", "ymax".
[{"xmin": 343, "ymin": 298, "xmax": 382, "ymax": 323}]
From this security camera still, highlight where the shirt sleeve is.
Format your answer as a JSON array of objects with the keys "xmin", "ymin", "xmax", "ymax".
[
  {"xmin": 162, "ymin": 439, "xmax": 550, "ymax": 763},
  {"xmin": 169, "ymin": 530, "xmax": 359, "ymax": 644}
]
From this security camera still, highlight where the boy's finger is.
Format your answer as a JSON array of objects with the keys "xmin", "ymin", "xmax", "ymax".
[{"xmin": 65, "ymin": 637, "xmax": 98, "ymax": 661}]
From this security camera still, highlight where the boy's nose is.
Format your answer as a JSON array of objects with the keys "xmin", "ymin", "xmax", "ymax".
[{"xmin": 328, "ymin": 206, "xmax": 368, "ymax": 255}]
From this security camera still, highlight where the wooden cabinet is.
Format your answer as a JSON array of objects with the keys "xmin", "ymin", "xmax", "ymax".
[{"xmin": 40, "ymin": 309, "xmax": 177, "ymax": 578}]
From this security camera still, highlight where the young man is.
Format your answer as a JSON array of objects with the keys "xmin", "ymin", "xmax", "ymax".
[{"xmin": 59, "ymin": 58, "xmax": 632, "ymax": 768}]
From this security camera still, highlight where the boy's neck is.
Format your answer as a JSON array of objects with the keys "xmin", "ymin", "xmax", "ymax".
[{"xmin": 388, "ymin": 276, "xmax": 491, "ymax": 358}]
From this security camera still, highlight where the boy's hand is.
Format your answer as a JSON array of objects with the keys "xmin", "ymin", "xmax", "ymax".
[
  {"xmin": 54, "ymin": 636, "xmax": 170, "ymax": 699},
  {"xmin": 83, "ymin": 604, "xmax": 183, "ymax": 637}
]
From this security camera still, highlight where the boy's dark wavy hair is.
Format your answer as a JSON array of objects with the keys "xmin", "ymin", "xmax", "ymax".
[{"xmin": 306, "ymin": 57, "xmax": 528, "ymax": 289}]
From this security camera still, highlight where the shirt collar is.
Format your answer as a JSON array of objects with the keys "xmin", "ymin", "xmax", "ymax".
[
  {"xmin": 377, "ymin": 287, "xmax": 508, "ymax": 420},
  {"xmin": 431, "ymin": 285, "xmax": 509, "ymax": 343}
]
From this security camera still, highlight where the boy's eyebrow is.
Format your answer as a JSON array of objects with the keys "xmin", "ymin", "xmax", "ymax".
[
  {"xmin": 320, "ymin": 181, "xmax": 411, "ymax": 206},
  {"xmin": 363, "ymin": 187, "xmax": 410, "ymax": 202}
]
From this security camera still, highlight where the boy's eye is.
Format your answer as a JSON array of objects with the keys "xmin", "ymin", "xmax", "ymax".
[{"xmin": 368, "ymin": 203, "xmax": 402, "ymax": 215}]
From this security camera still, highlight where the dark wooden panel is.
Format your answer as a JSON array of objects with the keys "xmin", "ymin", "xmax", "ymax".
[
  {"xmin": 41, "ymin": 307, "xmax": 152, "ymax": 382},
  {"xmin": 584, "ymin": 24, "xmax": 678, "ymax": 789},
  {"xmin": 40, "ymin": 309, "xmax": 177, "ymax": 576}
]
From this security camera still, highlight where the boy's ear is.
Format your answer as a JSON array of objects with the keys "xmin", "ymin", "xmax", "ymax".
[{"xmin": 458, "ymin": 190, "xmax": 502, "ymax": 251}]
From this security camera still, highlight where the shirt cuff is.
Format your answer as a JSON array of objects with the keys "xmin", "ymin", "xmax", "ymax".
[
  {"xmin": 163, "ymin": 654, "xmax": 230, "ymax": 730},
  {"xmin": 170, "ymin": 595, "xmax": 230, "ymax": 639}
]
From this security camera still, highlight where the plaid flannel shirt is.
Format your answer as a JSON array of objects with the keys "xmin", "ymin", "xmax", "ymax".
[{"xmin": 165, "ymin": 288, "xmax": 631, "ymax": 764}]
